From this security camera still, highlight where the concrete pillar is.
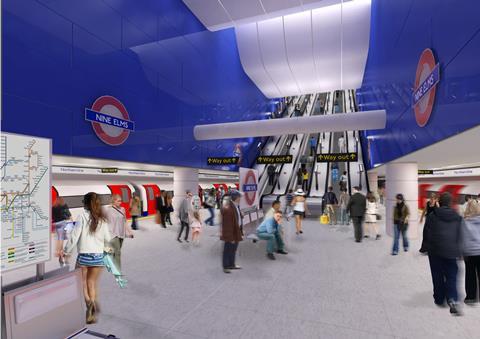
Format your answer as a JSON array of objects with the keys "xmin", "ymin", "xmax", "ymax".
[
  {"xmin": 367, "ymin": 171, "xmax": 378, "ymax": 195},
  {"xmin": 385, "ymin": 162, "xmax": 418, "ymax": 239},
  {"xmin": 173, "ymin": 167, "xmax": 198, "ymax": 209}
]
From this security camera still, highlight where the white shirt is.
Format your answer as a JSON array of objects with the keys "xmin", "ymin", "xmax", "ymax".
[{"xmin": 64, "ymin": 209, "xmax": 112, "ymax": 254}]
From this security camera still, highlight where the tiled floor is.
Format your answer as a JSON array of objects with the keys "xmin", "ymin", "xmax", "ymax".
[{"xmin": 4, "ymin": 213, "xmax": 479, "ymax": 338}]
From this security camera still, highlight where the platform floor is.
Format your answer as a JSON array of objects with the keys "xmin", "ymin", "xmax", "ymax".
[{"xmin": 5, "ymin": 213, "xmax": 479, "ymax": 338}]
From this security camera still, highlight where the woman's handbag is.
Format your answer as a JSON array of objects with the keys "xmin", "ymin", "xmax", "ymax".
[
  {"xmin": 320, "ymin": 214, "xmax": 330, "ymax": 224},
  {"xmin": 376, "ymin": 214, "xmax": 382, "ymax": 221}
]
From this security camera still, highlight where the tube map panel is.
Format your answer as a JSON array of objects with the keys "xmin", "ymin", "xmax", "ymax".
[{"xmin": 1, "ymin": 133, "xmax": 51, "ymax": 271}]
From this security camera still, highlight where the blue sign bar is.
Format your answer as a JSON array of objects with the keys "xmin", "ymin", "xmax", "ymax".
[
  {"xmin": 85, "ymin": 109, "xmax": 135, "ymax": 131},
  {"xmin": 243, "ymin": 184, "xmax": 257, "ymax": 192},
  {"xmin": 413, "ymin": 63, "xmax": 440, "ymax": 106}
]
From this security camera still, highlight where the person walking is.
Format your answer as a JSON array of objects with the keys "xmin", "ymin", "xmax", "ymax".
[
  {"xmin": 292, "ymin": 189, "xmax": 308, "ymax": 235},
  {"xmin": 461, "ymin": 200, "xmax": 480, "ymax": 305},
  {"xmin": 419, "ymin": 193, "xmax": 439, "ymax": 253},
  {"xmin": 347, "ymin": 186, "xmax": 366, "ymax": 242},
  {"xmin": 155, "ymin": 192, "xmax": 167, "ymax": 228},
  {"xmin": 331, "ymin": 163, "xmax": 339, "ymax": 183},
  {"xmin": 423, "ymin": 192, "xmax": 463, "ymax": 315},
  {"xmin": 165, "ymin": 193, "xmax": 174, "ymax": 226},
  {"xmin": 284, "ymin": 189, "xmax": 294, "ymax": 220},
  {"xmin": 338, "ymin": 135, "xmax": 346, "ymax": 153},
  {"xmin": 256, "ymin": 210, "xmax": 288, "ymax": 260},
  {"xmin": 309, "ymin": 136, "xmax": 316, "ymax": 156},
  {"xmin": 391, "ymin": 193, "xmax": 410, "ymax": 255},
  {"xmin": 267, "ymin": 165, "xmax": 276, "ymax": 186},
  {"xmin": 302, "ymin": 168, "xmax": 309, "ymax": 191},
  {"xmin": 339, "ymin": 189, "xmax": 350, "ymax": 225},
  {"xmin": 104, "ymin": 194, "xmax": 134, "ymax": 271},
  {"xmin": 178, "ymin": 190, "xmax": 193, "ymax": 243},
  {"xmin": 296, "ymin": 167, "xmax": 303, "ymax": 188},
  {"xmin": 204, "ymin": 189, "xmax": 216, "ymax": 226},
  {"xmin": 364, "ymin": 192, "xmax": 380, "ymax": 240},
  {"xmin": 220, "ymin": 191, "xmax": 243, "ymax": 273},
  {"xmin": 191, "ymin": 211, "xmax": 203, "ymax": 245},
  {"xmin": 52, "ymin": 196, "xmax": 72, "ymax": 266},
  {"xmin": 63, "ymin": 192, "xmax": 112, "ymax": 324},
  {"xmin": 129, "ymin": 193, "xmax": 141, "ymax": 230},
  {"xmin": 323, "ymin": 186, "xmax": 338, "ymax": 225},
  {"xmin": 339, "ymin": 171, "xmax": 348, "ymax": 191}
]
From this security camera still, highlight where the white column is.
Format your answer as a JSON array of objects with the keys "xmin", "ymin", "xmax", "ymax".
[
  {"xmin": 385, "ymin": 162, "xmax": 418, "ymax": 239},
  {"xmin": 367, "ymin": 171, "xmax": 378, "ymax": 195},
  {"xmin": 173, "ymin": 167, "xmax": 198, "ymax": 209}
]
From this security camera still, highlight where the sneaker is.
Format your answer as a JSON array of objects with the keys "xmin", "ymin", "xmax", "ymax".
[
  {"xmin": 448, "ymin": 300, "xmax": 462, "ymax": 316},
  {"xmin": 184, "ymin": 239, "xmax": 190, "ymax": 243},
  {"xmin": 223, "ymin": 268, "xmax": 231, "ymax": 274},
  {"xmin": 229, "ymin": 265, "xmax": 242, "ymax": 270},
  {"xmin": 375, "ymin": 234, "xmax": 381, "ymax": 240},
  {"xmin": 267, "ymin": 253, "xmax": 276, "ymax": 260},
  {"xmin": 299, "ymin": 230, "xmax": 303, "ymax": 234},
  {"xmin": 391, "ymin": 252, "xmax": 398, "ymax": 256},
  {"xmin": 276, "ymin": 250, "xmax": 288, "ymax": 255},
  {"xmin": 464, "ymin": 299, "xmax": 476, "ymax": 306},
  {"xmin": 404, "ymin": 248, "xmax": 409, "ymax": 252},
  {"xmin": 177, "ymin": 239, "xmax": 182, "ymax": 243},
  {"xmin": 364, "ymin": 235, "xmax": 369, "ymax": 238}
]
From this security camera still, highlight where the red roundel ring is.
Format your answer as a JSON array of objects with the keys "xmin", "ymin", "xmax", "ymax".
[
  {"xmin": 244, "ymin": 170, "xmax": 257, "ymax": 206},
  {"xmin": 414, "ymin": 49, "xmax": 437, "ymax": 127},
  {"xmin": 91, "ymin": 96, "xmax": 130, "ymax": 146}
]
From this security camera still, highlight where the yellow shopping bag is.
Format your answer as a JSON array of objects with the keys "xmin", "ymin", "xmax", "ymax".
[{"xmin": 320, "ymin": 214, "xmax": 330, "ymax": 224}]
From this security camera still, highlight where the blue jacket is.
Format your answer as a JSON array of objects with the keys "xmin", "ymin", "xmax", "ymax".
[{"xmin": 257, "ymin": 217, "xmax": 279, "ymax": 234}]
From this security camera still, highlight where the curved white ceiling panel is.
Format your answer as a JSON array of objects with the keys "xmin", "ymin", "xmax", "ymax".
[
  {"xmin": 183, "ymin": 0, "xmax": 352, "ymax": 31},
  {"xmin": 235, "ymin": 0, "xmax": 371, "ymax": 98},
  {"xmin": 342, "ymin": 0, "xmax": 371, "ymax": 90},
  {"xmin": 284, "ymin": 11, "xmax": 319, "ymax": 94},
  {"xmin": 235, "ymin": 23, "xmax": 281, "ymax": 98},
  {"xmin": 257, "ymin": 18, "xmax": 301, "ymax": 96}
]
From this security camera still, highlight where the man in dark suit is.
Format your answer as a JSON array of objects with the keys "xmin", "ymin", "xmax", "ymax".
[
  {"xmin": 347, "ymin": 186, "xmax": 366, "ymax": 242},
  {"xmin": 155, "ymin": 192, "xmax": 166, "ymax": 228},
  {"xmin": 220, "ymin": 190, "xmax": 243, "ymax": 273}
]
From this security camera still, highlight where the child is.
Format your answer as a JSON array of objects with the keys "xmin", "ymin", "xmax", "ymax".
[{"xmin": 191, "ymin": 211, "xmax": 203, "ymax": 245}]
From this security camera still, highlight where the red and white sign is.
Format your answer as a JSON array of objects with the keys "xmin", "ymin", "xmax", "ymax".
[
  {"xmin": 413, "ymin": 49, "xmax": 440, "ymax": 127},
  {"xmin": 88, "ymin": 96, "xmax": 132, "ymax": 146},
  {"xmin": 239, "ymin": 167, "xmax": 259, "ymax": 209}
]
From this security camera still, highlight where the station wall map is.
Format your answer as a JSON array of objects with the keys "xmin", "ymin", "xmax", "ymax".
[{"xmin": 1, "ymin": 133, "xmax": 51, "ymax": 271}]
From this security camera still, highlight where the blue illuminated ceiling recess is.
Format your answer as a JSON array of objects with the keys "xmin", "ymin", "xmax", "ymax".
[
  {"xmin": 358, "ymin": 0, "xmax": 480, "ymax": 170},
  {"xmin": 2, "ymin": 0, "xmax": 274, "ymax": 170}
]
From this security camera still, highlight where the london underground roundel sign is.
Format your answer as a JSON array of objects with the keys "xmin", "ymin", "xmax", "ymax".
[
  {"xmin": 243, "ymin": 169, "xmax": 258, "ymax": 206},
  {"xmin": 85, "ymin": 96, "xmax": 135, "ymax": 146},
  {"xmin": 413, "ymin": 49, "xmax": 440, "ymax": 127}
]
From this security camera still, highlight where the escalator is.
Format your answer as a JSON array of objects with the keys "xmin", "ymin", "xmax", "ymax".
[{"xmin": 257, "ymin": 95, "xmax": 309, "ymax": 199}]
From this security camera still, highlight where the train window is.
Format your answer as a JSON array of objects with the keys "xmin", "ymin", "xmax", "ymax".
[
  {"xmin": 146, "ymin": 187, "xmax": 154, "ymax": 200},
  {"xmin": 120, "ymin": 187, "xmax": 130, "ymax": 202},
  {"xmin": 62, "ymin": 194, "xmax": 111, "ymax": 209}
]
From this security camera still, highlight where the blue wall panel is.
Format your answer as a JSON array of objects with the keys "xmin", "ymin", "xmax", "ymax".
[
  {"xmin": 2, "ymin": 0, "xmax": 272, "ymax": 170},
  {"xmin": 358, "ymin": 0, "xmax": 480, "ymax": 170}
]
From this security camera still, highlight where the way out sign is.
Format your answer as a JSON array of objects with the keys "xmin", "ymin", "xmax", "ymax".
[
  {"xmin": 85, "ymin": 96, "xmax": 135, "ymax": 146},
  {"xmin": 317, "ymin": 153, "xmax": 358, "ymax": 162}
]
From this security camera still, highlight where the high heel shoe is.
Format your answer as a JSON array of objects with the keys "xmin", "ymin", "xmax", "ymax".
[{"xmin": 86, "ymin": 301, "xmax": 97, "ymax": 324}]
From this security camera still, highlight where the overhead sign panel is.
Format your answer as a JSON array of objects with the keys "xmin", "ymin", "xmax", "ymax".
[
  {"xmin": 207, "ymin": 157, "xmax": 239, "ymax": 165},
  {"xmin": 256, "ymin": 155, "xmax": 293, "ymax": 164},
  {"xmin": 317, "ymin": 153, "xmax": 358, "ymax": 162}
]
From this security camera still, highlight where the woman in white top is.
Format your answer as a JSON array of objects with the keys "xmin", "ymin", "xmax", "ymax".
[
  {"xmin": 291, "ymin": 189, "xmax": 309, "ymax": 235},
  {"xmin": 364, "ymin": 192, "xmax": 380, "ymax": 240},
  {"xmin": 64, "ymin": 192, "xmax": 112, "ymax": 324}
]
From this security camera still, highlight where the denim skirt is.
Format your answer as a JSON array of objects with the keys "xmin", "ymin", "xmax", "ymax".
[{"xmin": 77, "ymin": 253, "xmax": 105, "ymax": 267}]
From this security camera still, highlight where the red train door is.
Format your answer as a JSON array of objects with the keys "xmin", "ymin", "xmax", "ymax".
[
  {"xmin": 107, "ymin": 185, "xmax": 132, "ymax": 218},
  {"xmin": 143, "ymin": 184, "xmax": 161, "ymax": 215}
]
